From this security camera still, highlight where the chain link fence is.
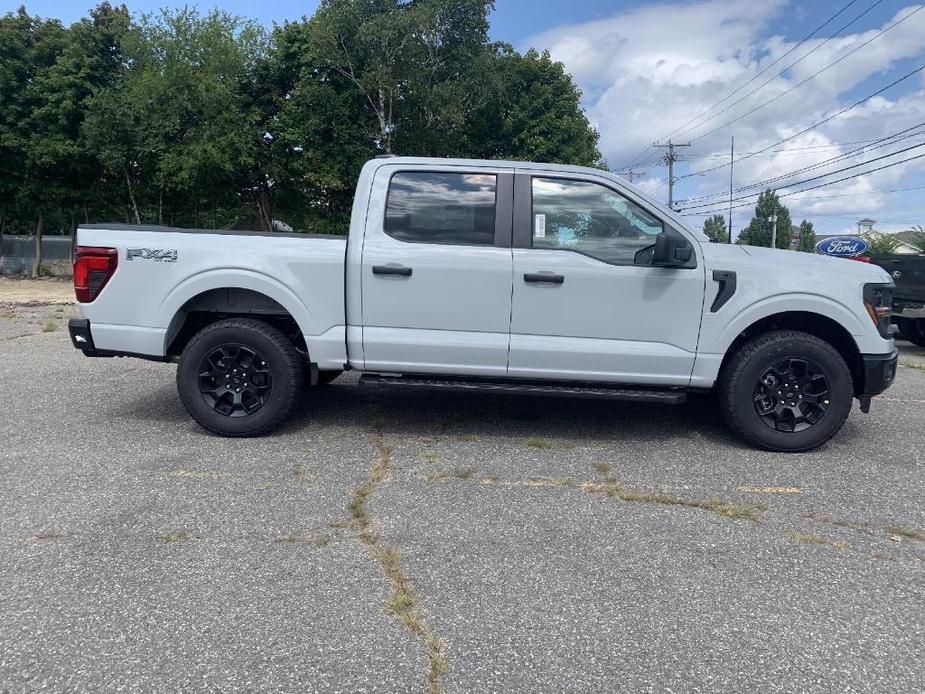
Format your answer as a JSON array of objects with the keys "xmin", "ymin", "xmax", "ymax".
[{"xmin": 0, "ymin": 236, "xmax": 74, "ymax": 277}]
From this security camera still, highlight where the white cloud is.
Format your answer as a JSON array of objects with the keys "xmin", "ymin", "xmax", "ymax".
[{"xmin": 523, "ymin": 1, "xmax": 925, "ymax": 233}]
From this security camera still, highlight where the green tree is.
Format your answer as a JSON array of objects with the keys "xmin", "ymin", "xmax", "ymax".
[
  {"xmin": 864, "ymin": 233, "xmax": 900, "ymax": 258},
  {"xmin": 738, "ymin": 190, "xmax": 792, "ymax": 249},
  {"xmin": 702, "ymin": 214, "xmax": 728, "ymax": 242},
  {"xmin": 796, "ymin": 219, "xmax": 816, "ymax": 253}
]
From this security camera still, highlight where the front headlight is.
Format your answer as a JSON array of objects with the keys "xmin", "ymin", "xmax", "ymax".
[{"xmin": 863, "ymin": 282, "xmax": 893, "ymax": 338}]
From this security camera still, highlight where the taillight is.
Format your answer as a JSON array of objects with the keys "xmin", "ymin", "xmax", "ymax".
[
  {"xmin": 863, "ymin": 282, "xmax": 893, "ymax": 338},
  {"xmin": 74, "ymin": 246, "xmax": 118, "ymax": 303}
]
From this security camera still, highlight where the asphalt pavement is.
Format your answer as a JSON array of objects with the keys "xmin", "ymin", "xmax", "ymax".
[{"xmin": 1, "ymin": 310, "xmax": 923, "ymax": 693}]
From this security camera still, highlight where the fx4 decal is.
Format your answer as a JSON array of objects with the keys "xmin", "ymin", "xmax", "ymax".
[{"xmin": 126, "ymin": 248, "xmax": 178, "ymax": 263}]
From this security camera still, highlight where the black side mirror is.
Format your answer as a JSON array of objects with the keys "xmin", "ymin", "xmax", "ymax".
[{"xmin": 652, "ymin": 231, "xmax": 693, "ymax": 267}]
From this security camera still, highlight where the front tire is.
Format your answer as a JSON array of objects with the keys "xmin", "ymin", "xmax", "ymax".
[
  {"xmin": 718, "ymin": 330, "xmax": 853, "ymax": 452},
  {"xmin": 177, "ymin": 318, "xmax": 304, "ymax": 437},
  {"xmin": 906, "ymin": 318, "xmax": 925, "ymax": 348}
]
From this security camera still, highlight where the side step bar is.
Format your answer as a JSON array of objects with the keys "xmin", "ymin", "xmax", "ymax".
[{"xmin": 359, "ymin": 373, "xmax": 687, "ymax": 405}]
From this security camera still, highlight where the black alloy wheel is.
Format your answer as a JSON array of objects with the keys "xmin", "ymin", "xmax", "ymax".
[
  {"xmin": 752, "ymin": 357, "xmax": 831, "ymax": 433},
  {"xmin": 198, "ymin": 344, "xmax": 272, "ymax": 417}
]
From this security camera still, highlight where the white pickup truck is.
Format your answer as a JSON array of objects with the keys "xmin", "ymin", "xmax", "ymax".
[{"xmin": 68, "ymin": 156, "xmax": 897, "ymax": 451}]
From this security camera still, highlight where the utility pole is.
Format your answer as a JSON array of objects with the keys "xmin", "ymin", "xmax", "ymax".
[
  {"xmin": 653, "ymin": 139, "xmax": 691, "ymax": 210},
  {"xmin": 614, "ymin": 169, "xmax": 647, "ymax": 183},
  {"xmin": 769, "ymin": 213, "xmax": 778, "ymax": 249},
  {"xmin": 727, "ymin": 136, "xmax": 734, "ymax": 244}
]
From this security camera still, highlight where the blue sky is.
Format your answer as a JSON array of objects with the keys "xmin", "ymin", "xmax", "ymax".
[{"xmin": 4, "ymin": 1, "xmax": 925, "ymax": 237}]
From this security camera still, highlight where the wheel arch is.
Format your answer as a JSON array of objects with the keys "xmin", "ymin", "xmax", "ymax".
[
  {"xmin": 163, "ymin": 282, "xmax": 310, "ymax": 359},
  {"xmin": 718, "ymin": 311, "xmax": 863, "ymax": 393}
]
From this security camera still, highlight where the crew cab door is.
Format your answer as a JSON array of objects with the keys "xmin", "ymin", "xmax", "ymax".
[
  {"xmin": 508, "ymin": 171, "xmax": 705, "ymax": 385},
  {"xmin": 360, "ymin": 165, "xmax": 514, "ymax": 375}
]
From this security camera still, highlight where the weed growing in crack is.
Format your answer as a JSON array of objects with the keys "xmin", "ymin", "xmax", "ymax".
[
  {"xmin": 787, "ymin": 532, "xmax": 848, "ymax": 551},
  {"xmin": 348, "ymin": 429, "xmax": 448, "ymax": 694}
]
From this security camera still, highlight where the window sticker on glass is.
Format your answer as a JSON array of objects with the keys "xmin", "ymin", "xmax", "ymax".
[{"xmin": 534, "ymin": 213, "xmax": 546, "ymax": 238}]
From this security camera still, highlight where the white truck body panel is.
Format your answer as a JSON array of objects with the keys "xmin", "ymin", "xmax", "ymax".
[{"xmin": 74, "ymin": 156, "xmax": 895, "ymax": 391}]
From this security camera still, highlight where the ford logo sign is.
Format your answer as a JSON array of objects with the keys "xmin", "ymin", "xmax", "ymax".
[{"xmin": 816, "ymin": 236, "xmax": 869, "ymax": 257}]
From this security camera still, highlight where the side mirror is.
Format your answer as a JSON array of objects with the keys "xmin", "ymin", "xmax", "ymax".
[{"xmin": 652, "ymin": 231, "xmax": 694, "ymax": 267}]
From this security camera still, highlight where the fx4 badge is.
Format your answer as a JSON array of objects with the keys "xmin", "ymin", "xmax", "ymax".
[{"xmin": 126, "ymin": 248, "xmax": 178, "ymax": 263}]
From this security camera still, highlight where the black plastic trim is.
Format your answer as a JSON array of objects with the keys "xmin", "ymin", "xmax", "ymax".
[
  {"xmin": 710, "ymin": 270, "xmax": 737, "ymax": 312},
  {"xmin": 857, "ymin": 349, "xmax": 898, "ymax": 397},
  {"xmin": 372, "ymin": 265, "xmax": 413, "ymax": 276},
  {"xmin": 524, "ymin": 273, "xmax": 564, "ymax": 284},
  {"xmin": 359, "ymin": 373, "xmax": 687, "ymax": 404}
]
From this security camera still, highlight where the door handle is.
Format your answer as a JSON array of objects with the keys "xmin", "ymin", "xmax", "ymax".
[
  {"xmin": 372, "ymin": 264, "xmax": 413, "ymax": 277},
  {"xmin": 524, "ymin": 272, "xmax": 564, "ymax": 284}
]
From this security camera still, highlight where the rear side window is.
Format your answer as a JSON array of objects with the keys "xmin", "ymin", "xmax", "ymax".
[{"xmin": 385, "ymin": 172, "xmax": 496, "ymax": 245}]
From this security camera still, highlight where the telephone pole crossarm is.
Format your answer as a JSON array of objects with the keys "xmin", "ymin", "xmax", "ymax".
[{"xmin": 653, "ymin": 139, "xmax": 691, "ymax": 210}]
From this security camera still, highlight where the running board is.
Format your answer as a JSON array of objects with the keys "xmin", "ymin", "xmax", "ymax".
[{"xmin": 358, "ymin": 374, "xmax": 687, "ymax": 404}]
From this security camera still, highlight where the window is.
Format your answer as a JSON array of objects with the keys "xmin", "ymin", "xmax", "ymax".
[
  {"xmin": 385, "ymin": 172, "xmax": 497, "ymax": 245},
  {"xmin": 531, "ymin": 177, "xmax": 664, "ymax": 264}
]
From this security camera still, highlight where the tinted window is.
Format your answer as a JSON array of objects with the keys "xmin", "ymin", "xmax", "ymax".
[
  {"xmin": 531, "ymin": 177, "xmax": 663, "ymax": 264},
  {"xmin": 385, "ymin": 172, "xmax": 496, "ymax": 245}
]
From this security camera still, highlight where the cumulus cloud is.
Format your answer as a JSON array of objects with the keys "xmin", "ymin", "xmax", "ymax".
[{"xmin": 523, "ymin": 1, "xmax": 925, "ymax": 233}]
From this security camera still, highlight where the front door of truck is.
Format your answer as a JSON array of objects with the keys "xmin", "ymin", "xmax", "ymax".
[
  {"xmin": 508, "ymin": 171, "xmax": 705, "ymax": 385},
  {"xmin": 360, "ymin": 165, "xmax": 514, "ymax": 376}
]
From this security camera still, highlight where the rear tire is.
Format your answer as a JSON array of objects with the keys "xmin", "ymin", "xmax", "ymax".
[
  {"xmin": 177, "ymin": 318, "xmax": 303, "ymax": 437},
  {"xmin": 718, "ymin": 330, "xmax": 853, "ymax": 452}
]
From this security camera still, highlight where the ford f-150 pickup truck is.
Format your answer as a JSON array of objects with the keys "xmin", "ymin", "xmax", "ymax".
[{"xmin": 68, "ymin": 156, "xmax": 898, "ymax": 451}]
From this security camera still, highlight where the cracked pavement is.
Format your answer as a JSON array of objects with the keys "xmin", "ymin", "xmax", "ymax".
[{"xmin": 1, "ymin": 309, "xmax": 924, "ymax": 693}]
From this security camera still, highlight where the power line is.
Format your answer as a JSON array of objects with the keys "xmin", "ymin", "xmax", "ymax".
[
  {"xmin": 679, "ymin": 140, "xmax": 925, "ymax": 212},
  {"xmin": 676, "ymin": 121, "xmax": 925, "ymax": 205},
  {"xmin": 677, "ymin": 61, "xmax": 925, "ymax": 181},
  {"xmin": 679, "ymin": 150, "xmax": 925, "ymax": 217},
  {"xmin": 619, "ymin": 0, "xmax": 863, "ymax": 170},
  {"xmin": 687, "ymin": 4, "xmax": 921, "ymax": 144}
]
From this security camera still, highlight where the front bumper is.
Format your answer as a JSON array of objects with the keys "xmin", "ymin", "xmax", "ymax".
[{"xmin": 858, "ymin": 348, "xmax": 898, "ymax": 399}]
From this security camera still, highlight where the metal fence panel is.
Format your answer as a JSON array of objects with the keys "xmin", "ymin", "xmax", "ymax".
[{"xmin": 0, "ymin": 236, "xmax": 74, "ymax": 276}]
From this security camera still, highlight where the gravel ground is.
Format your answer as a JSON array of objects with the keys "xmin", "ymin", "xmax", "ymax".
[{"xmin": 1, "ymin": 310, "xmax": 923, "ymax": 693}]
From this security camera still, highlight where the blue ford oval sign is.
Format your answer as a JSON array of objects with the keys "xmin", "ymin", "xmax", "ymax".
[{"xmin": 816, "ymin": 236, "xmax": 869, "ymax": 257}]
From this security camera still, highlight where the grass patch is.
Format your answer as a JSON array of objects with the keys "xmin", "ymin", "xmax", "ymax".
[
  {"xmin": 583, "ymin": 464, "xmax": 765, "ymax": 522},
  {"xmin": 159, "ymin": 531, "xmax": 192, "ymax": 543},
  {"xmin": 525, "ymin": 437, "xmax": 555, "ymax": 449},
  {"xmin": 899, "ymin": 361, "xmax": 925, "ymax": 373},
  {"xmin": 423, "ymin": 452, "xmax": 438, "ymax": 464},
  {"xmin": 803, "ymin": 513, "xmax": 925, "ymax": 543},
  {"xmin": 41, "ymin": 316, "xmax": 57, "ymax": 332},
  {"xmin": 787, "ymin": 532, "xmax": 848, "ymax": 551}
]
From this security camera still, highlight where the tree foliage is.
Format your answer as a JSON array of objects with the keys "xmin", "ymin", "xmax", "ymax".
[
  {"xmin": 864, "ymin": 233, "xmax": 900, "ymax": 258},
  {"xmin": 702, "ymin": 214, "xmax": 728, "ymax": 243},
  {"xmin": 737, "ymin": 190, "xmax": 792, "ymax": 249},
  {"xmin": 796, "ymin": 219, "xmax": 816, "ymax": 253},
  {"xmin": 0, "ymin": 1, "xmax": 602, "ymax": 238}
]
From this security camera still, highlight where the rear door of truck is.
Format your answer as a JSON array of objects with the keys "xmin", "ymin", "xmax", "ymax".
[{"xmin": 359, "ymin": 163, "xmax": 514, "ymax": 376}]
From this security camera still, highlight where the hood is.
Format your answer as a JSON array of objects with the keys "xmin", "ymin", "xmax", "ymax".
[{"xmin": 702, "ymin": 243, "xmax": 892, "ymax": 284}]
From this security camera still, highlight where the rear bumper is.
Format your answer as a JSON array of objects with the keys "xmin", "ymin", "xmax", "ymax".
[
  {"xmin": 68, "ymin": 318, "xmax": 168, "ymax": 362},
  {"xmin": 858, "ymin": 349, "xmax": 898, "ymax": 397},
  {"xmin": 68, "ymin": 318, "xmax": 96, "ymax": 353}
]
